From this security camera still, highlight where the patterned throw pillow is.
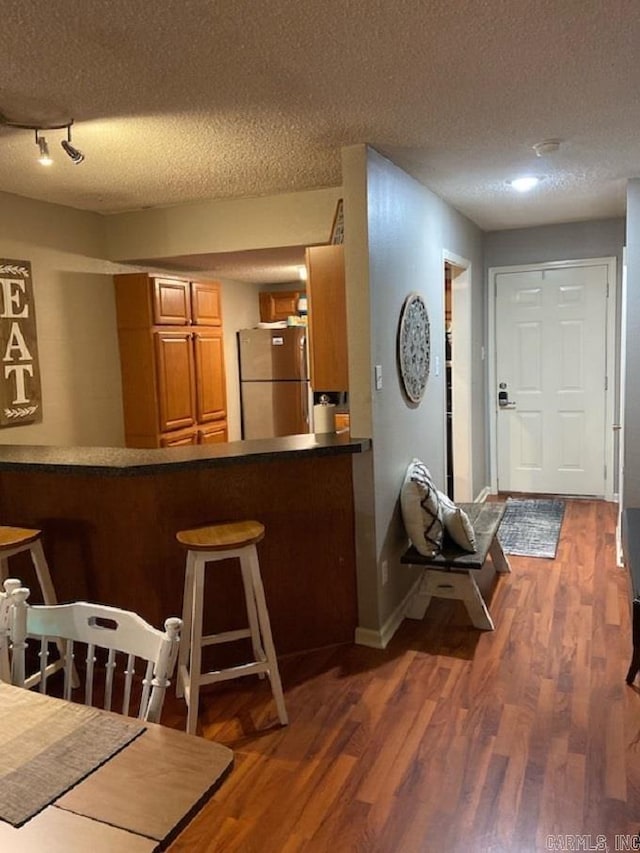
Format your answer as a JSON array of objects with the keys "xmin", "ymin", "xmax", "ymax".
[
  {"xmin": 437, "ymin": 490, "xmax": 477, "ymax": 552},
  {"xmin": 400, "ymin": 459, "xmax": 444, "ymax": 557}
]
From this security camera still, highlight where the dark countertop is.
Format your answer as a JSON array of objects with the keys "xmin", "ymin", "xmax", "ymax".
[{"xmin": 0, "ymin": 432, "xmax": 371, "ymax": 476}]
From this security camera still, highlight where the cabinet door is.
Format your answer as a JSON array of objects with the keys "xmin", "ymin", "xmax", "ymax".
[
  {"xmin": 193, "ymin": 329, "xmax": 227, "ymax": 423},
  {"xmin": 191, "ymin": 281, "xmax": 222, "ymax": 326},
  {"xmin": 153, "ymin": 278, "xmax": 191, "ymax": 325},
  {"xmin": 198, "ymin": 423, "xmax": 228, "ymax": 444},
  {"xmin": 160, "ymin": 428, "xmax": 198, "ymax": 447},
  {"xmin": 259, "ymin": 291, "xmax": 300, "ymax": 323},
  {"xmin": 154, "ymin": 332, "xmax": 196, "ymax": 432},
  {"xmin": 306, "ymin": 245, "xmax": 348, "ymax": 391}
]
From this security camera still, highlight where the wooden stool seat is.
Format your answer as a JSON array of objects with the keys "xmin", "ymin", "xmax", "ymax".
[
  {"xmin": 0, "ymin": 527, "xmax": 42, "ymax": 551},
  {"xmin": 176, "ymin": 520, "xmax": 265, "ymax": 552},
  {"xmin": 175, "ymin": 519, "xmax": 287, "ymax": 735}
]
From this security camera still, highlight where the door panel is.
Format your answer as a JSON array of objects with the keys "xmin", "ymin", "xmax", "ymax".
[
  {"xmin": 191, "ymin": 281, "xmax": 222, "ymax": 326},
  {"xmin": 199, "ymin": 423, "xmax": 228, "ymax": 444},
  {"xmin": 193, "ymin": 330, "xmax": 227, "ymax": 423},
  {"xmin": 496, "ymin": 264, "xmax": 608, "ymax": 495},
  {"xmin": 153, "ymin": 279, "xmax": 191, "ymax": 325},
  {"xmin": 154, "ymin": 332, "xmax": 195, "ymax": 432},
  {"xmin": 160, "ymin": 428, "xmax": 197, "ymax": 447}
]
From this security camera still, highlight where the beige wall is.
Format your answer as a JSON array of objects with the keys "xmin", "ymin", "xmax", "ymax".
[
  {"xmin": 104, "ymin": 187, "xmax": 343, "ymax": 261},
  {"xmin": 0, "ymin": 186, "xmax": 341, "ymax": 447},
  {"xmin": 219, "ymin": 278, "xmax": 261, "ymax": 441},
  {"xmin": 0, "ymin": 192, "xmax": 127, "ymax": 447}
]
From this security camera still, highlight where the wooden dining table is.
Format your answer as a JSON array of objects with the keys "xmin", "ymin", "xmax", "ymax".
[{"xmin": 0, "ymin": 683, "xmax": 234, "ymax": 852}]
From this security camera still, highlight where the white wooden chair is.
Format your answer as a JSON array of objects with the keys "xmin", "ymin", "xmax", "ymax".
[
  {"xmin": 0, "ymin": 578, "xmax": 28, "ymax": 683},
  {"xmin": 11, "ymin": 594, "xmax": 182, "ymax": 723}
]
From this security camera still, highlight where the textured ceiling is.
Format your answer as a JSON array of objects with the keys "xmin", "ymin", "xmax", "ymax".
[
  {"xmin": 1, "ymin": 0, "xmax": 639, "ymax": 239},
  {"xmin": 142, "ymin": 246, "xmax": 308, "ymax": 284}
]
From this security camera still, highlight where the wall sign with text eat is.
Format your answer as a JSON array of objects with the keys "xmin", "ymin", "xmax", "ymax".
[{"xmin": 0, "ymin": 259, "xmax": 42, "ymax": 427}]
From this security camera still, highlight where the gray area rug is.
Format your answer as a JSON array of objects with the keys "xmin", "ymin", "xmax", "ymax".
[{"xmin": 498, "ymin": 498, "xmax": 565, "ymax": 558}]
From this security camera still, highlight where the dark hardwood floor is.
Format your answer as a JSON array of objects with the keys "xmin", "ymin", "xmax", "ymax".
[{"xmin": 164, "ymin": 499, "xmax": 640, "ymax": 852}]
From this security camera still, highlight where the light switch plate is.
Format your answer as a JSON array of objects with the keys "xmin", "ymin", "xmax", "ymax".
[{"xmin": 375, "ymin": 364, "xmax": 383, "ymax": 390}]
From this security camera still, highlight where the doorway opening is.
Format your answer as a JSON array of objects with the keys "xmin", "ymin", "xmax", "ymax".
[
  {"xmin": 444, "ymin": 263, "xmax": 454, "ymax": 498},
  {"xmin": 443, "ymin": 252, "xmax": 473, "ymax": 502}
]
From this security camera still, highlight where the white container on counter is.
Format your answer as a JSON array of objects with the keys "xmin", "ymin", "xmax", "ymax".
[{"xmin": 313, "ymin": 402, "xmax": 336, "ymax": 433}]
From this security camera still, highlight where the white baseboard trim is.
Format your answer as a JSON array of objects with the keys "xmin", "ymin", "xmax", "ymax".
[
  {"xmin": 474, "ymin": 486, "xmax": 491, "ymax": 503},
  {"xmin": 354, "ymin": 576, "xmax": 422, "ymax": 649}
]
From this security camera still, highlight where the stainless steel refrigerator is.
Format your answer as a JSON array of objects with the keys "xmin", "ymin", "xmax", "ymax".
[{"xmin": 238, "ymin": 327, "xmax": 311, "ymax": 439}]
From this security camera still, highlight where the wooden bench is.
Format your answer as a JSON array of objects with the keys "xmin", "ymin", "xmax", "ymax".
[
  {"xmin": 622, "ymin": 508, "xmax": 640, "ymax": 685},
  {"xmin": 401, "ymin": 502, "xmax": 510, "ymax": 631}
]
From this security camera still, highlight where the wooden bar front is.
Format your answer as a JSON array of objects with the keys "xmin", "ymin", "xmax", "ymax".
[{"xmin": 0, "ymin": 449, "xmax": 360, "ymax": 655}]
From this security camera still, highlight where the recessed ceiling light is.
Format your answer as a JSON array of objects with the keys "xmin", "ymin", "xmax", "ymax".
[
  {"xmin": 533, "ymin": 139, "xmax": 561, "ymax": 157},
  {"xmin": 509, "ymin": 176, "xmax": 541, "ymax": 193}
]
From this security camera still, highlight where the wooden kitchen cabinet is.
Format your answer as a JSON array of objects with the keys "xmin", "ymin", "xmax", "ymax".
[
  {"xmin": 193, "ymin": 329, "xmax": 226, "ymax": 422},
  {"xmin": 153, "ymin": 278, "xmax": 191, "ymax": 325},
  {"xmin": 114, "ymin": 273, "xmax": 228, "ymax": 448},
  {"xmin": 259, "ymin": 290, "xmax": 301, "ymax": 323},
  {"xmin": 192, "ymin": 280, "xmax": 222, "ymax": 326},
  {"xmin": 305, "ymin": 245, "xmax": 348, "ymax": 392},
  {"xmin": 154, "ymin": 331, "xmax": 196, "ymax": 433},
  {"xmin": 152, "ymin": 277, "xmax": 222, "ymax": 326}
]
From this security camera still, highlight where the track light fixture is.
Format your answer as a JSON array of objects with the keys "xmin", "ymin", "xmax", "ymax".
[
  {"xmin": 0, "ymin": 113, "xmax": 85, "ymax": 166},
  {"xmin": 35, "ymin": 131, "xmax": 52, "ymax": 166},
  {"xmin": 60, "ymin": 126, "xmax": 84, "ymax": 164}
]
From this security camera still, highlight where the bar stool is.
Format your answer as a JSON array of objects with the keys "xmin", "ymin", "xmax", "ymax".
[
  {"xmin": 0, "ymin": 526, "xmax": 76, "ymax": 686},
  {"xmin": 175, "ymin": 520, "xmax": 288, "ymax": 735},
  {"xmin": 0, "ymin": 527, "xmax": 61, "ymax": 607}
]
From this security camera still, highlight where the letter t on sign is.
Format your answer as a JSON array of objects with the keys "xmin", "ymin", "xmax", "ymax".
[{"xmin": 0, "ymin": 260, "xmax": 42, "ymax": 426}]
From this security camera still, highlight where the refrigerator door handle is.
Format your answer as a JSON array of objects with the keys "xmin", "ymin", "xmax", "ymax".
[{"xmin": 298, "ymin": 333, "xmax": 306, "ymax": 381}]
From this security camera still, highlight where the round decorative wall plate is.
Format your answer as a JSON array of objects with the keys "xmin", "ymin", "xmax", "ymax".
[{"xmin": 398, "ymin": 292, "xmax": 431, "ymax": 403}]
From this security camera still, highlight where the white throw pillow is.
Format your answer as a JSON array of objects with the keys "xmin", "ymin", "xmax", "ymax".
[
  {"xmin": 400, "ymin": 459, "xmax": 444, "ymax": 557},
  {"xmin": 437, "ymin": 490, "xmax": 477, "ymax": 552}
]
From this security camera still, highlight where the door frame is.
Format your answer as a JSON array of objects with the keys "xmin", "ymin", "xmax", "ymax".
[
  {"xmin": 442, "ymin": 249, "xmax": 473, "ymax": 502},
  {"xmin": 487, "ymin": 256, "xmax": 618, "ymax": 500},
  {"xmin": 617, "ymin": 247, "xmax": 627, "ymax": 563}
]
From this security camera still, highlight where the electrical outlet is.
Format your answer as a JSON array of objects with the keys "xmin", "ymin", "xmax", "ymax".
[{"xmin": 381, "ymin": 559, "xmax": 389, "ymax": 585}]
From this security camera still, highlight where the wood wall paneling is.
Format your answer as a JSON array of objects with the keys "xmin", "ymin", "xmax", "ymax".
[{"xmin": 0, "ymin": 455, "xmax": 358, "ymax": 655}]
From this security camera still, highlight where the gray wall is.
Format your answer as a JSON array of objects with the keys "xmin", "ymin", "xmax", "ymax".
[
  {"xmin": 624, "ymin": 182, "xmax": 640, "ymax": 507},
  {"xmin": 484, "ymin": 218, "xmax": 625, "ymax": 270},
  {"xmin": 343, "ymin": 145, "xmax": 485, "ymax": 636}
]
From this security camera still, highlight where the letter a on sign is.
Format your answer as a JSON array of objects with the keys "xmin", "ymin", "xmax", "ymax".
[{"xmin": 0, "ymin": 259, "xmax": 42, "ymax": 426}]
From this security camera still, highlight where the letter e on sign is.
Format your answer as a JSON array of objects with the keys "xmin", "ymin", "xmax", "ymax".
[{"xmin": 0, "ymin": 260, "xmax": 42, "ymax": 426}]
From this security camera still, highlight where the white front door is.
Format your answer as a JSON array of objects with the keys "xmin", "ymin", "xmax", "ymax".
[{"xmin": 495, "ymin": 263, "xmax": 609, "ymax": 496}]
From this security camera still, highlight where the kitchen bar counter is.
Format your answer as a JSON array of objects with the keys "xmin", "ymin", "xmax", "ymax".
[
  {"xmin": 0, "ymin": 434, "xmax": 369, "ymax": 655},
  {"xmin": 0, "ymin": 432, "xmax": 370, "ymax": 475}
]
